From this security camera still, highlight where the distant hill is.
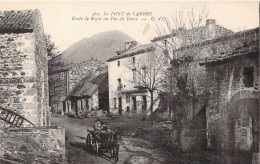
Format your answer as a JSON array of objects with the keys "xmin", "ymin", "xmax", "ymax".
[{"xmin": 62, "ymin": 30, "xmax": 134, "ymax": 64}]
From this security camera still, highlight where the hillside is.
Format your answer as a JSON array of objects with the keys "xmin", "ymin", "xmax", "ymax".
[{"xmin": 62, "ymin": 30, "xmax": 134, "ymax": 64}]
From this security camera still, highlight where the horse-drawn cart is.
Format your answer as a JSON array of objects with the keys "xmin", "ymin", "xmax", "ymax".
[{"xmin": 86, "ymin": 129, "xmax": 119, "ymax": 163}]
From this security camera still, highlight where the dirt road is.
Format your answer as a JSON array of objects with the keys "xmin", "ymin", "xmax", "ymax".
[{"xmin": 51, "ymin": 115, "xmax": 166, "ymax": 164}]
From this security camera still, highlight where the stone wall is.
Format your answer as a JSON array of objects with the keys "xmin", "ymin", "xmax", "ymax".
[
  {"xmin": 205, "ymin": 56, "xmax": 259, "ymax": 151},
  {"xmin": 48, "ymin": 57, "xmax": 105, "ymax": 113},
  {"xmin": 4, "ymin": 126, "xmax": 66, "ymax": 163},
  {"xmin": 165, "ymin": 28, "xmax": 259, "ymax": 152},
  {"xmin": 179, "ymin": 129, "xmax": 207, "ymax": 151},
  {"xmin": 0, "ymin": 33, "xmax": 39, "ymax": 127},
  {"xmin": 0, "ymin": 10, "xmax": 50, "ymax": 127},
  {"xmin": 200, "ymin": 29, "xmax": 259, "ymax": 152},
  {"xmin": 8, "ymin": 127, "xmax": 65, "ymax": 155},
  {"xmin": 33, "ymin": 10, "xmax": 50, "ymax": 126},
  {"xmin": 49, "ymin": 71, "xmax": 68, "ymax": 113},
  {"xmin": 68, "ymin": 58, "xmax": 105, "ymax": 92},
  {"xmin": 172, "ymin": 28, "xmax": 259, "ymax": 119}
]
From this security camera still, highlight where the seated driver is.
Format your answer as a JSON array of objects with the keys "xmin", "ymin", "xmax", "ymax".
[{"xmin": 94, "ymin": 117, "xmax": 103, "ymax": 131}]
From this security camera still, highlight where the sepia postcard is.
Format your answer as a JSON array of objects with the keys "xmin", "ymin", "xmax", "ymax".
[{"xmin": 0, "ymin": 1, "xmax": 259, "ymax": 164}]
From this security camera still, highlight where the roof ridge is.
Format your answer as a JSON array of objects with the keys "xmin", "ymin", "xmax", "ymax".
[
  {"xmin": 174, "ymin": 27, "xmax": 259, "ymax": 53},
  {"xmin": 107, "ymin": 43, "xmax": 155, "ymax": 62}
]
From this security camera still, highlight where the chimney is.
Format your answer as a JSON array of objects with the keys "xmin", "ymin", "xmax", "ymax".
[
  {"xmin": 116, "ymin": 51, "xmax": 121, "ymax": 55},
  {"xmin": 172, "ymin": 29, "xmax": 178, "ymax": 34},
  {"xmin": 178, "ymin": 27, "xmax": 186, "ymax": 31},
  {"xmin": 206, "ymin": 19, "xmax": 216, "ymax": 26},
  {"xmin": 125, "ymin": 41, "xmax": 136, "ymax": 51}
]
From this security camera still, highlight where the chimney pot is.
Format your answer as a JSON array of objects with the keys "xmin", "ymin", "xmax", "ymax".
[
  {"xmin": 172, "ymin": 29, "xmax": 178, "ymax": 34},
  {"xmin": 116, "ymin": 51, "xmax": 121, "ymax": 55},
  {"xmin": 206, "ymin": 19, "xmax": 216, "ymax": 25},
  {"xmin": 178, "ymin": 27, "xmax": 186, "ymax": 31}
]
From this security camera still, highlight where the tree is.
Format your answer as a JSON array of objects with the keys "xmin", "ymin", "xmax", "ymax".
[
  {"xmin": 126, "ymin": 46, "xmax": 168, "ymax": 124},
  {"xmin": 44, "ymin": 34, "xmax": 60, "ymax": 60},
  {"xmin": 154, "ymin": 6, "xmax": 211, "ymax": 149}
]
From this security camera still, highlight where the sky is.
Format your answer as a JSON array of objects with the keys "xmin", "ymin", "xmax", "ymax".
[{"xmin": 0, "ymin": 1, "xmax": 258, "ymax": 51}]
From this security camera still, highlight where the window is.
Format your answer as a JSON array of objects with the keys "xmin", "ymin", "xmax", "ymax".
[
  {"xmin": 243, "ymin": 66, "xmax": 254, "ymax": 88},
  {"xmin": 118, "ymin": 78, "xmax": 122, "ymax": 88},
  {"xmin": 132, "ymin": 69, "xmax": 136, "ymax": 83},
  {"xmin": 141, "ymin": 66, "xmax": 146, "ymax": 81},
  {"xmin": 132, "ymin": 96, "xmax": 137, "ymax": 110},
  {"xmin": 163, "ymin": 39, "xmax": 167, "ymax": 46},
  {"xmin": 132, "ymin": 57, "xmax": 135, "ymax": 64},
  {"xmin": 113, "ymin": 98, "xmax": 117, "ymax": 108},
  {"xmin": 142, "ymin": 96, "xmax": 147, "ymax": 111},
  {"xmin": 117, "ymin": 61, "xmax": 120, "ymax": 66}
]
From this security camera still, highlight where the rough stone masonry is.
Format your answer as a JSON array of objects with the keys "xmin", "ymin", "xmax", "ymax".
[{"xmin": 0, "ymin": 9, "xmax": 66, "ymax": 162}]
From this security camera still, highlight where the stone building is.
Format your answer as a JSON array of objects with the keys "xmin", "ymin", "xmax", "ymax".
[
  {"xmin": 200, "ymin": 28, "xmax": 259, "ymax": 153},
  {"xmin": 48, "ymin": 57, "xmax": 106, "ymax": 114},
  {"xmin": 0, "ymin": 9, "xmax": 65, "ymax": 161},
  {"xmin": 164, "ymin": 26, "xmax": 259, "ymax": 153},
  {"xmin": 107, "ymin": 19, "xmax": 233, "ymax": 119},
  {"xmin": 64, "ymin": 69, "xmax": 108, "ymax": 116},
  {"xmin": 150, "ymin": 19, "xmax": 234, "ymax": 120},
  {"xmin": 0, "ymin": 10, "xmax": 50, "ymax": 127},
  {"xmin": 107, "ymin": 43, "xmax": 167, "ymax": 117},
  {"xmin": 149, "ymin": 19, "xmax": 260, "ymax": 154}
]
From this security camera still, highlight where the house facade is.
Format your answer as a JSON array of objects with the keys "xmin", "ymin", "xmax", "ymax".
[
  {"xmin": 48, "ymin": 57, "xmax": 105, "ymax": 114},
  {"xmin": 165, "ymin": 26, "xmax": 259, "ymax": 153},
  {"xmin": 200, "ymin": 28, "xmax": 259, "ymax": 152},
  {"xmin": 64, "ymin": 69, "xmax": 108, "ymax": 116},
  {"xmin": 107, "ymin": 19, "xmax": 233, "ymax": 119},
  {"xmin": 107, "ymin": 43, "xmax": 167, "ymax": 117},
  {"xmin": 0, "ymin": 10, "xmax": 50, "ymax": 127}
]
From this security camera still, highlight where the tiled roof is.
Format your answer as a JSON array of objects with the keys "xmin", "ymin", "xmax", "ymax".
[
  {"xmin": 200, "ymin": 42, "xmax": 258, "ymax": 66},
  {"xmin": 0, "ymin": 9, "xmax": 39, "ymax": 33},
  {"xmin": 48, "ymin": 57, "xmax": 105, "ymax": 75},
  {"xmin": 173, "ymin": 28, "xmax": 259, "ymax": 54},
  {"xmin": 151, "ymin": 24, "xmax": 233, "ymax": 43},
  {"xmin": 107, "ymin": 43, "xmax": 155, "ymax": 62},
  {"xmin": 200, "ymin": 28, "xmax": 259, "ymax": 65},
  {"xmin": 67, "ymin": 70, "xmax": 108, "ymax": 98}
]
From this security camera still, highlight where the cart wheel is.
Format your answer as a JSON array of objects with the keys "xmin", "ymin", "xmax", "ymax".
[
  {"xmin": 77, "ymin": 110, "xmax": 84, "ymax": 118},
  {"xmin": 86, "ymin": 134, "xmax": 92, "ymax": 150}
]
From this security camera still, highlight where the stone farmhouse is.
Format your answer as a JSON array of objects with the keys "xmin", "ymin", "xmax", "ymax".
[
  {"xmin": 64, "ymin": 69, "xmax": 108, "ymax": 116},
  {"xmin": 48, "ymin": 57, "xmax": 106, "ymax": 114},
  {"xmin": 0, "ymin": 10, "xmax": 50, "ymax": 127},
  {"xmin": 107, "ymin": 19, "xmax": 232, "ymax": 119},
  {"xmin": 200, "ymin": 28, "xmax": 259, "ymax": 153},
  {"xmin": 151, "ymin": 19, "xmax": 234, "ymax": 120},
  {"xmin": 107, "ymin": 19, "xmax": 260, "ymax": 156},
  {"xmin": 0, "ymin": 9, "xmax": 65, "ymax": 160},
  {"xmin": 107, "ymin": 43, "xmax": 164, "ymax": 118},
  {"xmin": 168, "ymin": 24, "xmax": 259, "ymax": 154}
]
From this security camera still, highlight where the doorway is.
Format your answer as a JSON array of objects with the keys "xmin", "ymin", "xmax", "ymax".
[
  {"xmin": 118, "ymin": 97, "xmax": 122, "ymax": 115},
  {"xmin": 142, "ymin": 96, "xmax": 147, "ymax": 113},
  {"xmin": 132, "ymin": 96, "xmax": 137, "ymax": 112}
]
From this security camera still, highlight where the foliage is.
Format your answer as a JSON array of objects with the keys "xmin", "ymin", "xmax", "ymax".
[
  {"xmin": 125, "ymin": 48, "xmax": 168, "ymax": 124},
  {"xmin": 44, "ymin": 34, "xmax": 60, "ymax": 59},
  {"xmin": 154, "ymin": 6, "xmax": 211, "ymax": 149}
]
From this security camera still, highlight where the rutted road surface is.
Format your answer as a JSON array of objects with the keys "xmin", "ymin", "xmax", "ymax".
[{"xmin": 51, "ymin": 115, "xmax": 166, "ymax": 164}]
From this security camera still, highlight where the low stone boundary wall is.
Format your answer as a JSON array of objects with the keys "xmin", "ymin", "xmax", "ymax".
[
  {"xmin": 172, "ymin": 129, "xmax": 207, "ymax": 151},
  {"xmin": 8, "ymin": 126, "xmax": 65, "ymax": 156}
]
